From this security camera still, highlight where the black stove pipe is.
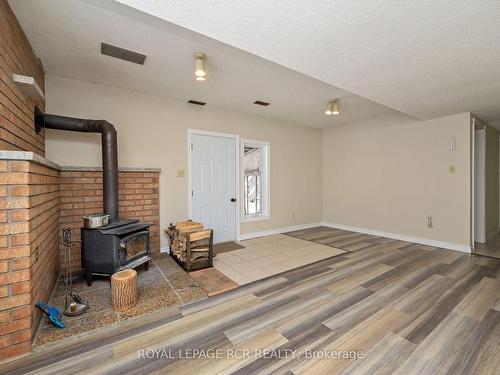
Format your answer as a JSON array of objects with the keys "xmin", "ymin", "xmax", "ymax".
[{"xmin": 34, "ymin": 106, "xmax": 119, "ymax": 222}]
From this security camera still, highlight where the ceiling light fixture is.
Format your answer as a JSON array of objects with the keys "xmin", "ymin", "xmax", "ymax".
[
  {"xmin": 194, "ymin": 52, "xmax": 206, "ymax": 81},
  {"xmin": 325, "ymin": 100, "xmax": 340, "ymax": 115}
]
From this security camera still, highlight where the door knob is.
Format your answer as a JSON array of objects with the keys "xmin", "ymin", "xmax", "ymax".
[{"xmin": 230, "ymin": 198, "xmax": 237, "ymax": 202}]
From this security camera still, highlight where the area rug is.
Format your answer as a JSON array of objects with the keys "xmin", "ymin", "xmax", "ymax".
[
  {"xmin": 213, "ymin": 241, "xmax": 245, "ymax": 255},
  {"xmin": 189, "ymin": 268, "xmax": 239, "ymax": 296}
]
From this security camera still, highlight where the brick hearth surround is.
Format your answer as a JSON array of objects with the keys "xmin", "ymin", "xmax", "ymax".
[
  {"xmin": 59, "ymin": 169, "xmax": 161, "ymax": 270},
  {"xmin": 0, "ymin": 161, "xmax": 161, "ymax": 360},
  {"xmin": 0, "ymin": 0, "xmax": 161, "ymax": 360},
  {"xmin": 0, "ymin": 160, "xmax": 59, "ymax": 359}
]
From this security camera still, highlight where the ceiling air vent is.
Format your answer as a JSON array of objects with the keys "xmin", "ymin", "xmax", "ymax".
[
  {"xmin": 254, "ymin": 100, "xmax": 270, "ymax": 106},
  {"xmin": 101, "ymin": 42, "xmax": 146, "ymax": 65},
  {"xmin": 188, "ymin": 100, "xmax": 206, "ymax": 106}
]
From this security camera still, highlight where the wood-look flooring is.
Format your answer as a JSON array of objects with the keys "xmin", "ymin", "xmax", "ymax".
[
  {"xmin": 2, "ymin": 227, "xmax": 500, "ymax": 375},
  {"xmin": 475, "ymin": 231, "xmax": 500, "ymax": 260},
  {"xmin": 285, "ymin": 225, "xmax": 405, "ymax": 252}
]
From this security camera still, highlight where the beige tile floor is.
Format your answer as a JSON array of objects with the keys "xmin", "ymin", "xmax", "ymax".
[{"xmin": 213, "ymin": 234, "xmax": 346, "ymax": 285}]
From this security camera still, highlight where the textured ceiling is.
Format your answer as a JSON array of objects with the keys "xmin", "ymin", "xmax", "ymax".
[
  {"xmin": 116, "ymin": 0, "xmax": 500, "ymax": 127},
  {"xmin": 9, "ymin": 0, "xmax": 398, "ymax": 128}
]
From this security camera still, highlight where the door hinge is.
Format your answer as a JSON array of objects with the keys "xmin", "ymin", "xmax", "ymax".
[
  {"xmin": 191, "ymin": 143, "xmax": 193, "ymax": 151},
  {"xmin": 191, "ymin": 190, "xmax": 193, "ymax": 197}
]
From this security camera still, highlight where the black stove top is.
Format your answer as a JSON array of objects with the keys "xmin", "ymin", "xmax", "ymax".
[{"xmin": 99, "ymin": 219, "xmax": 150, "ymax": 235}]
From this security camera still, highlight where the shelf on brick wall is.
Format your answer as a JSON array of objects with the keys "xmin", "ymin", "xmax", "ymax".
[
  {"xmin": 60, "ymin": 166, "xmax": 161, "ymax": 172},
  {"xmin": 12, "ymin": 74, "xmax": 45, "ymax": 101},
  {"xmin": 0, "ymin": 151, "xmax": 161, "ymax": 173},
  {"xmin": 0, "ymin": 151, "xmax": 60, "ymax": 169}
]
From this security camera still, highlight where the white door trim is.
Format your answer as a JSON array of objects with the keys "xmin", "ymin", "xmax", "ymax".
[
  {"xmin": 471, "ymin": 118, "xmax": 475, "ymax": 250},
  {"xmin": 187, "ymin": 128, "xmax": 241, "ymax": 241},
  {"xmin": 474, "ymin": 126, "xmax": 486, "ymax": 243}
]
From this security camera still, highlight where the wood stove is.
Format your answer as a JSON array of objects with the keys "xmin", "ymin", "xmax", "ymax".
[
  {"xmin": 34, "ymin": 106, "xmax": 152, "ymax": 286},
  {"xmin": 81, "ymin": 219, "xmax": 150, "ymax": 286}
]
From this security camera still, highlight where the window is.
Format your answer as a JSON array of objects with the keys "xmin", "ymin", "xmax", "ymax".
[{"xmin": 242, "ymin": 140, "xmax": 270, "ymax": 221}]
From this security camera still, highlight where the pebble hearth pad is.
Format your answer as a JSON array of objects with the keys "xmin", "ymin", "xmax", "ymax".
[{"xmin": 33, "ymin": 255, "xmax": 207, "ymax": 349}]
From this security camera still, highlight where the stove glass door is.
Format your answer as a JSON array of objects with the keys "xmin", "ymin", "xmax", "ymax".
[{"xmin": 121, "ymin": 231, "xmax": 148, "ymax": 262}]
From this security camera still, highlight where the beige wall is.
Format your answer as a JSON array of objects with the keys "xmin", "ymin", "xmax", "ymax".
[
  {"xmin": 45, "ymin": 75, "xmax": 323, "ymax": 248},
  {"xmin": 322, "ymin": 111, "xmax": 472, "ymax": 247},
  {"xmin": 46, "ymin": 75, "xmax": 477, "ymax": 250},
  {"xmin": 484, "ymin": 123, "xmax": 499, "ymax": 239}
]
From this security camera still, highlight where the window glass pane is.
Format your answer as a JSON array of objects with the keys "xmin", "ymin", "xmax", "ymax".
[{"xmin": 244, "ymin": 145, "xmax": 263, "ymax": 216}]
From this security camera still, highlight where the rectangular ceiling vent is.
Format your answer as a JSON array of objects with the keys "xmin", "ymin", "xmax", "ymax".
[
  {"xmin": 188, "ymin": 100, "xmax": 206, "ymax": 106},
  {"xmin": 101, "ymin": 42, "xmax": 146, "ymax": 65},
  {"xmin": 254, "ymin": 100, "xmax": 270, "ymax": 106}
]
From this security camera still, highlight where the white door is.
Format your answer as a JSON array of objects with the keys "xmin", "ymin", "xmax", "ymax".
[
  {"xmin": 474, "ymin": 128, "xmax": 486, "ymax": 243},
  {"xmin": 191, "ymin": 133, "xmax": 237, "ymax": 243}
]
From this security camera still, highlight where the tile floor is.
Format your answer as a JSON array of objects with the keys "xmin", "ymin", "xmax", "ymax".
[{"xmin": 213, "ymin": 234, "xmax": 346, "ymax": 285}]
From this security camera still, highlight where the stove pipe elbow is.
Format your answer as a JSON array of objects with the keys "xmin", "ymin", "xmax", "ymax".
[{"xmin": 34, "ymin": 106, "xmax": 119, "ymax": 222}]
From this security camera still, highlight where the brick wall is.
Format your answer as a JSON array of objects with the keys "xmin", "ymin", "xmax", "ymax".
[
  {"xmin": 59, "ymin": 169, "xmax": 160, "ymax": 270},
  {"xmin": 0, "ymin": 0, "xmax": 45, "ymax": 155},
  {"xmin": 0, "ymin": 1, "xmax": 161, "ymax": 360},
  {"xmin": 0, "ymin": 0, "xmax": 54, "ymax": 360},
  {"xmin": 0, "ymin": 164, "xmax": 161, "ymax": 360},
  {"xmin": 0, "ymin": 160, "xmax": 59, "ymax": 360}
]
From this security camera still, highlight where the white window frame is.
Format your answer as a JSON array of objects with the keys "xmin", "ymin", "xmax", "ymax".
[{"xmin": 241, "ymin": 139, "xmax": 270, "ymax": 222}]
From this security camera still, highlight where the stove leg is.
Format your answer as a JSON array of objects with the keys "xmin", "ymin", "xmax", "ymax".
[
  {"xmin": 85, "ymin": 271, "xmax": 93, "ymax": 287},
  {"xmin": 144, "ymin": 261, "xmax": 149, "ymax": 271}
]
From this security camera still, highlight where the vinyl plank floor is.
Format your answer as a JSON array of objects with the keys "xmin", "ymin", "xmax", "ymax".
[{"xmin": 2, "ymin": 227, "xmax": 499, "ymax": 375}]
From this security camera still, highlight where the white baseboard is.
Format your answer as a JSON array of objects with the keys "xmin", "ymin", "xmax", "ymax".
[
  {"xmin": 238, "ymin": 222, "xmax": 323, "ymax": 241},
  {"xmin": 238, "ymin": 221, "xmax": 471, "ymax": 253},
  {"xmin": 321, "ymin": 222, "xmax": 471, "ymax": 253}
]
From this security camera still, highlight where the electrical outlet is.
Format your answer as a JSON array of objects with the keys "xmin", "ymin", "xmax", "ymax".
[
  {"xmin": 448, "ymin": 165, "xmax": 456, "ymax": 174},
  {"xmin": 292, "ymin": 212, "xmax": 296, "ymax": 219},
  {"xmin": 427, "ymin": 215, "xmax": 433, "ymax": 228},
  {"xmin": 176, "ymin": 170, "xmax": 185, "ymax": 178}
]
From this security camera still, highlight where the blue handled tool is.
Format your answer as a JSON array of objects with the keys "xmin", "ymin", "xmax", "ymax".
[{"xmin": 36, "ymin": 301, "xmax": 65, "ymax": 329}]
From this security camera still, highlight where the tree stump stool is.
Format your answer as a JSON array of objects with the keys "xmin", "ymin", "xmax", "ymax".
[{"xmin": 111, "ymin": 269, "xmax": 138, "ymax": 311}]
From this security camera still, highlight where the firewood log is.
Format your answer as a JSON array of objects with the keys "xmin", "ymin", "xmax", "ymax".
[{"xmin": 111, "ymin": 269, "xmax": 138, "ymax": 311}]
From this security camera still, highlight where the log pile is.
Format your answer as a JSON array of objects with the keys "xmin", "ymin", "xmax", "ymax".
[
  {"xmin": 165, "ymin": 221, "xmax": 214, "ymax": 271},
  {"xmin": 169, "ymin": 221, "xmax": 204, "ymax": 259}
]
